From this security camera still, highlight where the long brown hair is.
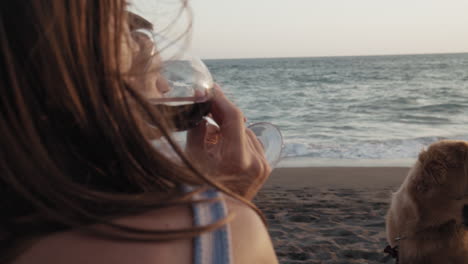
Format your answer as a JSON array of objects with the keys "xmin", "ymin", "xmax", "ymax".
[{"xmin": 0, "ymin": 1, "xmax": 259, "ymax": 262}]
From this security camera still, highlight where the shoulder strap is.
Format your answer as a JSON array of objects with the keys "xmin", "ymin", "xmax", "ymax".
[{"xmin": 191, "ymin": 188, "xmax": 232, "ymax": 264}]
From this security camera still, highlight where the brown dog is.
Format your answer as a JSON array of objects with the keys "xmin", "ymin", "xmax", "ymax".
[{"xmin": 386, "ymin": 140, "xmax": 468, "ymax": 264}]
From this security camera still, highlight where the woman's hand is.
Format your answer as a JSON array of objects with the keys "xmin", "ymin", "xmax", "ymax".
[{"xmin": 186, "ymin": 84, "xmax": 271, "ymax": 200}]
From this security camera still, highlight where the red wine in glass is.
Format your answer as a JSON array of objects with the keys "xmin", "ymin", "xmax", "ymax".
[{"xmin": 150, "ymin": 99, "xmax": 212, "ymax": 131}]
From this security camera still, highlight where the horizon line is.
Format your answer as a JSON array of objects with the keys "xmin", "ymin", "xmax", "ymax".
[{"xmin": 202, "ymin": 51, "xmax": 468, "ymax": 61}]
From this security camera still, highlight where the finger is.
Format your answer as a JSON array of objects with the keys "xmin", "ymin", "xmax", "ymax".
[
  {"xmin": 245, "ymin": 128, "xmax": 272, "ymax": 178},
  {"xmin": 210, "ymin": 84, "xmax": 244, "ymax": 127},
  {"xmin": 210, "ymin": 84, "xmax": 247, "ymax": 152},
  {"xmin": 186, "ymin": 119, "xmax": 207, "ymax": 154},
  {"xmin": 246, "ymin": 128, "xmax": 265, "ymax": 157},
  {"xmin": 205, "ymin": 123, "xmax": 220, "ymax": 143}
]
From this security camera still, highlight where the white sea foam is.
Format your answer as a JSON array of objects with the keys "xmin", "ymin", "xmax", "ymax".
[{"xmin": 282, "ymin": 134, "xmax": 468, "ymax": 160}]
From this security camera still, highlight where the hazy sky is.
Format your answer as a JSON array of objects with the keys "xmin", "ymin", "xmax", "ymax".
[{"xmin": 134, "ymin": 0, "xmax": 468, "ymax": 59}]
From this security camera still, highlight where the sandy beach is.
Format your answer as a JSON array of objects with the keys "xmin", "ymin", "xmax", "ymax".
[{"xmin": 254, "ymin": 167, "xmax": 410, "ymax": 264}]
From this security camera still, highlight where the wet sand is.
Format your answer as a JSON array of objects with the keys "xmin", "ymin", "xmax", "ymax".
[{"xmin": 254, "ymin": 167, "xmax": 409, "ymax": 264}]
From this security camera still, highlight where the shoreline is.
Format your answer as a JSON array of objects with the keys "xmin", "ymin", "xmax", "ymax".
[{"xmin": 277, "ymin": 157, "xmax": 415, "ymax": 168}]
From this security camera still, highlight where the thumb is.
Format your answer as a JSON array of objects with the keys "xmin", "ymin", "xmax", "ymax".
[{"xmin": 186, "ymin": 119, "xmax": 207, "ymax": 155}]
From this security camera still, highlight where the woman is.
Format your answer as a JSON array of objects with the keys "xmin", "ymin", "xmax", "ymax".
[{"xmin": 0, "ymin": 1, "xmax": 278, "ymax": 263}]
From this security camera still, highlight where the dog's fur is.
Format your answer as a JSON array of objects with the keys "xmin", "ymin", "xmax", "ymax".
[{"xmin": 386, "ymin": 140, "xmax": 468, "ymax": 264}]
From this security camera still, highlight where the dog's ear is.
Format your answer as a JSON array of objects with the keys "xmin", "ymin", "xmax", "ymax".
[
  {"xmin": 414, "ymin": 141, "xmax": 468, "ymax": 193},
  {"xmin": 413, "ymin": 148, "xmax": 447, "ymax": 192},
  {"xmin": 423, "ymin": 160, "xmax": 447, "ymax": 186},
  {"xmin": 439, "ymin": 141, "xmax": 468, "ymax": 168}
]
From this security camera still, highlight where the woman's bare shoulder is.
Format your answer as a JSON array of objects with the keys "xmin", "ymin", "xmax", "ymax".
[
  {"xmin": 13, "ymin": 205, "xmax": 193, "ymax": 264},
  {"xmin": 225, "ymin": 195, "xmax": 279, "ymax": 264},
  {"xmin": 13, "ymin": 194, "xmax": 278, "ymax": 264}
]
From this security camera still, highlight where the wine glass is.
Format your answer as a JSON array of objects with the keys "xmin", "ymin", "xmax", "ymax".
[
  {"xmin": 131, "ymin": 28, "xmax": 283, "ymax": 167},
  {"xmin": 248, "ymin": 122, "xmax": 283, "ymax": 167}
]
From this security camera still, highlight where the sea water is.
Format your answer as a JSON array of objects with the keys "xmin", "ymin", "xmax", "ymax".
[{"xmin": 205, "ymin": 53, "xmax": 468, "ymax": 167}]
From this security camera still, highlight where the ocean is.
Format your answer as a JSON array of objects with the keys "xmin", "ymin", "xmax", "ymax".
[{"xmin": 205, "ymin": 53, "xmax": 468, "ymax": 166}]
